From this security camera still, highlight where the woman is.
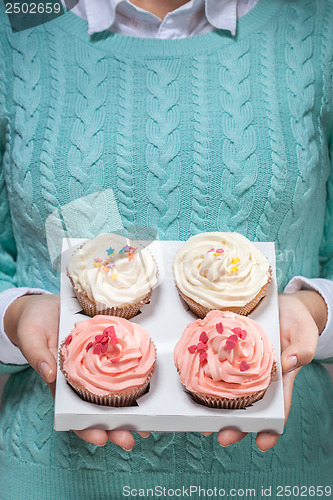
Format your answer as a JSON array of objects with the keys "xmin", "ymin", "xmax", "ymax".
[{"xmin": 0, "ymin": 0, "xmax": 333, "ymax": 498}]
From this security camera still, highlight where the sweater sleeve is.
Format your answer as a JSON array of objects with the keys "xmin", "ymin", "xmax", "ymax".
[{"xmin": 317, "ymin": 102, "xmax": 333, "ymax": 364}]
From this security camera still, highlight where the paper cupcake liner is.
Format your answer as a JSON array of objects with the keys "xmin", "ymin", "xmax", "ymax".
[
  {"xmin": 189, "ymin": 362, "xmax": 277, "ymax": 409},
  {"xmin": 59, "ymin": 341, "xmax": 156, "ymax": 407},
  {"xmin": 176, "ymin": 268, "xmax": 272, "ymax": 319},
  {"xmin": 70, "ymin": 280, "xmax": 152, "ymax": 320}
]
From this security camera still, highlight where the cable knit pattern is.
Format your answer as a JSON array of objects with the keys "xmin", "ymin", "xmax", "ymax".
[
  {"xmin": 6, "ymin": 28, "xmax": 49, "ymax": 290},
  {"xmin": 115, "ymin": 56, "xmax": 136, "ymax": 228},
  {"xmin": 145, "ymin": 59, "xmax": 181, "ymax": 240},
  {"xmin": 280, "ymin": 1, "xmax": 319, "ymax": 280},
  {"xmin": 190, "ymin": 56, "xmax": 210, "ymax": 235},
  {"xmin": 0, "ymin": 1, "xmax": 333, "ymax": 497},
  {"xmin": 40, "ymin": 25, "xmax": 65, "ymax": 218},
  {"xmin": 256, "ymin": 20, "xmax": 288, "ymax": 243},
  {"xmin": 67, "ymin": 40, "xmax": 108, "ymax": 237},
  {"xmin": 138, "ymin": 433, "xmax": 175, "ymax": 472},
  {"xmin": 217, "ymin": 39, "xmax": 258, "ymax": 234}
]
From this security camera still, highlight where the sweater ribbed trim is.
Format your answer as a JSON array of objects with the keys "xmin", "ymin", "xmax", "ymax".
[
  {"xmin": 52, "ymin": 0, "xmax": 283, "ymax": 58},
  {"xmin": 1, "ymin": 449, "xmax": 332, "ymax": 500}
]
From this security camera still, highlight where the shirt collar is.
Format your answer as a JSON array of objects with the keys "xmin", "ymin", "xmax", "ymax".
[{"xmin": 78, "ymin": 0, "xmax": 240, "ymax": 36}]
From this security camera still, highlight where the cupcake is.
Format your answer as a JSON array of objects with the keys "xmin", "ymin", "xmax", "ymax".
[
  {"xmin": 173, "ymin": 232, "xmax": 271, "ymax": 318},
  {"xmin": 174, "ymin": 310, "xmax": 276, "ymax": 409},
  {"xmin": 67, "ymin": 233, "xmax": 158, "ymax": 319},
  {"xmin": 59, "ymin": 315, "xmax": 156, "ymax": 406}
]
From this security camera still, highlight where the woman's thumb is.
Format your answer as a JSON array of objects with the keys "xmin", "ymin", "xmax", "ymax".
[
  {"xmin": 20, "ymin": 330, "xmax": 57, "ymax": 384},
  {"xmin": 281, "ymin": 332, "xmax": 318, "ymax": 374}
]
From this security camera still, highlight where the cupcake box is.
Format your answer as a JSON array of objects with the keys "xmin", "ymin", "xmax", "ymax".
[{"xmin": 54, "ymin": 238, "xmax": 284, "ymax": 433}]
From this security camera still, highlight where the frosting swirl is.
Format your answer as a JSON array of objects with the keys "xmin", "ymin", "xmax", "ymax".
[
  {"xmin": 173, "ymin": 232, "xmax": 270, "ymax": 309},
  {"xmin": 174, "ymin": 311, "xmax": 276, "ymax": 398},
  {"xmin": 67, "ymin": 233, "xmax": 158, "ymax": 307},
  {"xmin": 61, "ymin": 316, "xmax": 156, "ymax": 396}
]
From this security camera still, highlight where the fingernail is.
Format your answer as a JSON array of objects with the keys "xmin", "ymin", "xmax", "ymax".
[
  {"xmin": 284, "ymin": 355, "xmax": 298, "ymax": 373},
  {"xmin": 122, "ymin": 446, "xmax": 133, "ymax": 452},
  {"xmin": 39, "ymin": 362, "xmax": 52, "ymax": 382}
]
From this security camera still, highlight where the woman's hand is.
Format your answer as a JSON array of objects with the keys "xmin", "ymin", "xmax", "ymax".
[
  {"xmin": 4, "ymin": 294, "xmax": 146, "ymax": 450},
  {"xmin": 207, "ymin": 290, "xmax": 327, "ymax": 451}
]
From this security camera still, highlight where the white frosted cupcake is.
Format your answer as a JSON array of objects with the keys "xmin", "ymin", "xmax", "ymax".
[
  {"xmin": 173, "ymin": 232, "xmax": 271, "ymax": 318},
  {"xmin": 67, "ymin": 233, "xmax": 158, "ymax": 319}
]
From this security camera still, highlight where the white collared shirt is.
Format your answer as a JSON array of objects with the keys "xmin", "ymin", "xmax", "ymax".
[{"xmin": 67, "ymin": 0, "xmax": 259, "ymax": 38}]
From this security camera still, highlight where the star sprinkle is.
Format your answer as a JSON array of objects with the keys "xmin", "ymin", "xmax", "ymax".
[
  {"xmin": 232, "ymin": 257, "xmax": 240, "ymax": 264},
  {"xmin": 230, "ymin": 265, "xmax": 239, "ymax": 273},
  {"xmin": 128, "ymin": 252, "xmax": 135, "ymax": 261},
  {"xmin": 110, "ymin": 272, "xmax": 118, "ymax": 281},
  {"xmin": 106, "ymin": 247, "xmax": 115, "ymax": 256}
]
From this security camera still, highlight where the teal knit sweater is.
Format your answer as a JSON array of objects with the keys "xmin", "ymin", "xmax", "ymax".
[{"xmin": 1, "ymin": 0, "xmax": 333, "ymax": 498}]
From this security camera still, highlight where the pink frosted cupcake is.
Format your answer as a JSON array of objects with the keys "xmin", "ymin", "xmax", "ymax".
[
  {"xmin": 174, "ymin": 310, "xmax": 276, "ymax": 409},
  {"xmin": 59, "ymin": 315, "xmax": 156, "ymax": 406}
]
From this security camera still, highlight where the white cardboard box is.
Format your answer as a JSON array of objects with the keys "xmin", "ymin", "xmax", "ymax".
[{"xmin": 54, "ymin": 239, "xmax": 284, "ymax": 433}]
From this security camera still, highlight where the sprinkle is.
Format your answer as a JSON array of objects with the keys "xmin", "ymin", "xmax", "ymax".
[
  {"xmin": 215, "ymin": 248, "xmax": 224, "ymax": 253},
  {"xmin": 231, "ymin": 328, "xmax": 241, "ymax": 336},
  {"xmin": 207, "ymin": 248, "xmax": 215, "ymax": 253},
  {"xmin": 100, "ymin": 342, "xmax": 108, "ymax": 354},
  {"xmin": 232, "ymin": 257, "xmax": 240, "ymax": 264},
  {"xmin": 94, "ymin": 258, "xmax": 102, "ymax": 263},
  {"xmin": 64, "ymin": 335, "xmax": 72, "ymax": 345},
  {"xmin": 110, "ymin": 272, "xmax": 118, "ymax": 281},
  {"xmin": 86, "ymin": 342, "xmax": 93, "ymax": 351},
  {"xmin": 104, "ymin": 326, "xmax": 115, "ymax": 336},
  {"xmin": 216, "ymin": 323, "xmax": 224, "ymax": 334},
  {"xmin": 111, "ymin": 358, "xmax": 120, "ymax": 363},
  {"xmin": 109, "ymin": 336, "xmax": 118, "ymax": 345},
  {"xmin": 239, "ymin": 330, "xmax": 247, "ymax": 340},
  {"xmin": 119, "ymin": 246, "xmax": 127, "ymax": 254},
  {"xmin": 106, "ymin": 262, "xmax": 115, "ymax": 269},
  {"xmin": 128, "ymin": 252, "xmax": 135, "ymax": 261},
  {"xmin": 230, "ymin": 266, "xmax": 239, "ymax": 273},
  {"xmin": 240, "ymin": 361, "xmax": 250, "ymax": 372},
  {"xmin": 196, "ymin": 342, "xmax": 208, "ymax": 351},
  {"xmin": 95, "ymin": 335, "xmax": 104, "ymax": 342},
  {"xmin": 107, "ymin": 247, "xmax": 115, "ymax": 256},
  {"xmin": 199, "ymin": 331, "xmax": 208, "ymax": 343},
  {"xmin": 199, "ymin": 352, "xmax": 207, "ymax": 363},
  {"xmin": 93, "ymin": 345, "xmax": 101, "ymax": 355},
  {"xmin": 225, "ymin": 334, "xmax": 238, "ymax": 351},
  {"xmin": 93, "ymin": 261, "xmax": 102, "ymax": 268},
  {"xmin": 188, "ymin": 345, "xmax": 197, "ymax": 354}
]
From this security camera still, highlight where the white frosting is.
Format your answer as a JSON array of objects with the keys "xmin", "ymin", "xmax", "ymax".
[
  {"xmin": 173, "ymin": 232, "xmax": 270, "ymax": 309},
  {"xmin": 67, "ymin": 233, "xmax": 158, "ymax": 307}
]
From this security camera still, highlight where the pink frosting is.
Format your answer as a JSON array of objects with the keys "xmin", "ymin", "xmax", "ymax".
[
  {"xmin": 174, "ymin": 310, "xmax": 276, "ymax": 398},
  {"xmin": 61, "ymin": 315, "xmax": 156, "ymax": 396}
]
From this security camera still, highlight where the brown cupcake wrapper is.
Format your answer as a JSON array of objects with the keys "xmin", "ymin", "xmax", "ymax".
[
  {"xmin": 188, "ymin": 362, "xmax": 277, "ymax": 409},
  {"xmin": 71, "ymin": 281, "xmax": 152, "ymax": 320},
  {"xmin": 59, "ymin": 340, "xmax": 156, "ymax": 407},
  {"xmin": 176, "ymin": 267, "xmax": 272, "ymax": 319}
]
